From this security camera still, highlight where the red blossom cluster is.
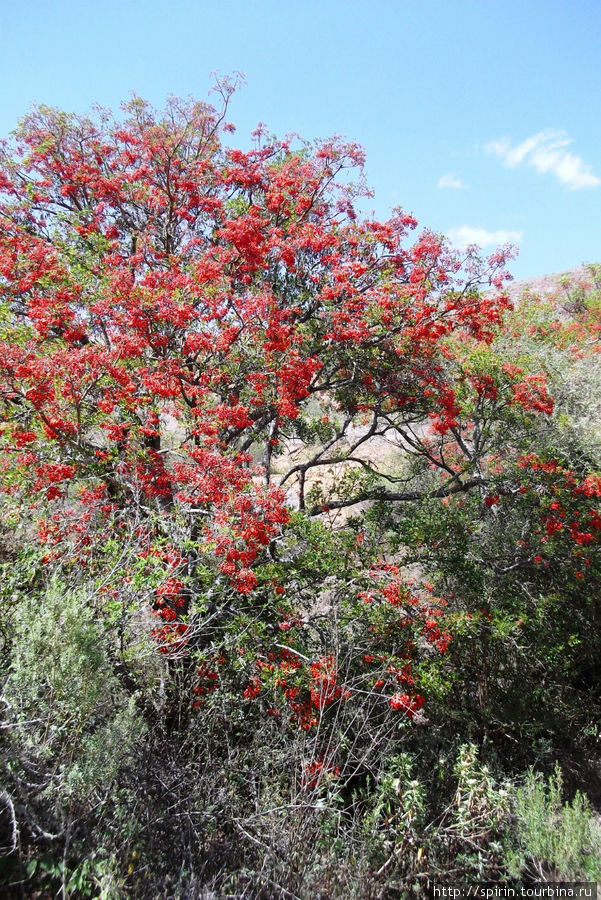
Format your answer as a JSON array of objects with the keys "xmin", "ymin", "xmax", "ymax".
[
  {"xmin": 516, "ymin": 454, "xmax": 601, "ymax": 573},
  {"xmin": 388, "ymin": 692, "xmax": 425, "ymax": 718},
  {"xmin": 302, "ymin": 755, "xmax": 341, "ymax": 789},
  {"xmin": 309, "ymin": 655, "xmax": 343, "ymax": 710},
  {"xmin": 511, "ymin": 375, "xmax": 554, "ymax": 415}
]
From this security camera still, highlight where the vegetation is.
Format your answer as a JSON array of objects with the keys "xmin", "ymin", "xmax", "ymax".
[{"xmin": 0, "ymin": 85, "xmax": 600, "ymax": 897}]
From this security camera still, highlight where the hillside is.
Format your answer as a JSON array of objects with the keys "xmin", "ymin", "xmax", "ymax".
[{"xmin": 504, "ymin": 263, "xmax": 600, "ymax": 303}]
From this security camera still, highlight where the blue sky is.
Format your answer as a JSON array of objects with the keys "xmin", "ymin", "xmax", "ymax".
[{"xmin": 1, "ymin": 0, "xmax": 599, "ymax": 280}]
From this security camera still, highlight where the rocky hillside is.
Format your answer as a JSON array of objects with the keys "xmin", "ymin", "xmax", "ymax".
[{"xmin": 503, "ymin": 264, "xmax": 600, "ymax": 303}]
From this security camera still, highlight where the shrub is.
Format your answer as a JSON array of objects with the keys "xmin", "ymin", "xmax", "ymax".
[{"xmin": 507, "ymin": 766, "xmax": 601, "ymax": 882}]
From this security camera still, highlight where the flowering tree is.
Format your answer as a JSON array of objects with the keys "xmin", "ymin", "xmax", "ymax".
[{"xmin": 0, "ymin": 87, "xmax": 532, "ymax": 731}]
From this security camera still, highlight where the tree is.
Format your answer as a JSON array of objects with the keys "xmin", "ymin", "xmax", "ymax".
[{"xmin": 0, "ymin": 88, "xmax": 533, "ymax": 719}]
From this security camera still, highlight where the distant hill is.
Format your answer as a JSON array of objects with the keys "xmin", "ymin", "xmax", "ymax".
[{"xmin": 502, "ymin": 265, "xmax": 599, "ymax": 303}]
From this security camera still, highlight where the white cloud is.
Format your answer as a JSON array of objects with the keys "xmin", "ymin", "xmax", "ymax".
[
  {"xmin": 438, "ymin": 173, "xmax": 467, "ymax": 189},
  {"xmin": 448, "ymin": 225, "xmax": 523, "ymax": 250},
  {"xmin": 486, "ymin": 130, "xmax": 600, "ymax": 190}
]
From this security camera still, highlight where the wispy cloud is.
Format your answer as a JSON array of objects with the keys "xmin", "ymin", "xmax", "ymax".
[
  {"xmin": 438, "ymin": 173, "xmax": 467, "ymax": 189},
  {"xmin": 448, "ymin": 225, "xmax": 523, "ymax": 250},
  {"xmin": 486, "ymin": 130, "xmax": 600, "ymax": 190}
]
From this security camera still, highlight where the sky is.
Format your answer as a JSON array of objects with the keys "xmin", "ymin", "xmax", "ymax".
[{"xmin": 0, "ymin": 0, "xmax": 599, "ymax": 281}]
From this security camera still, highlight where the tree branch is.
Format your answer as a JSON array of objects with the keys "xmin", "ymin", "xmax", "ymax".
[{"xmin": 309, "ymin": 475, "xmax": 486, "ymax": 516}]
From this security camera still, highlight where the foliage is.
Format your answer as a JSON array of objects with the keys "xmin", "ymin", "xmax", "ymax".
[
  {"xmin": 506, "ymin": 766, "xmax": 601, "ymax": 882},
  {"xmin": 0, "ymin": 87, "xmax": 600, "ymax": 897},
  {"xmin": 0, "ymin": 584, "xmax": 145, "ymax": 897}
]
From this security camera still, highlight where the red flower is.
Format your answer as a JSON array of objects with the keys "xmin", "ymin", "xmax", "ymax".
[
  {"xmin": 243, "ymin": 676, "xmax": 261, "ymax": 700},
  {"xmin": 389, "ymin": 693, "xmax": 424, "ymax": 718}
]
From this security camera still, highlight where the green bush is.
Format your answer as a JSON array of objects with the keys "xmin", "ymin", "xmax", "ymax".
[
  {"xmin": 1, "ymin": 583, "xmax": 145, "ymax": 898},
  {"xmin": 507, "ymin": 766, "xmax": 601, "ymax": 881}
]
